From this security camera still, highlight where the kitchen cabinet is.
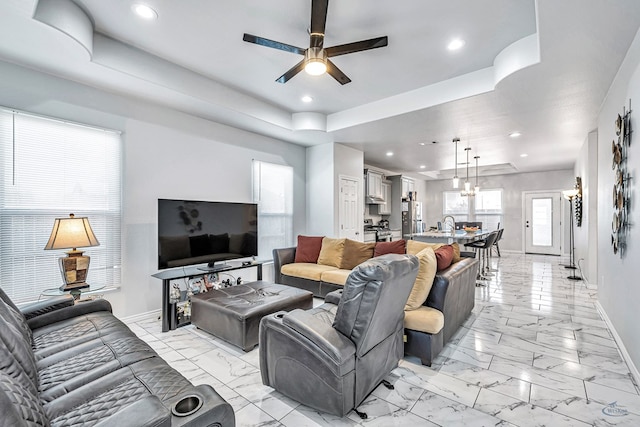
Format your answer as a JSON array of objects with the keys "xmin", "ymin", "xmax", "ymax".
[
  {"xmin": 402, "ymin": 177, "xmax": 415, "ymax": 199},
  {"xmin": 391, "ymin": 230, "xmax": 402, "ymax": 241},
  {"xmin": 365, "ymin": 169, "xmax": 384, "ymax": 203}
]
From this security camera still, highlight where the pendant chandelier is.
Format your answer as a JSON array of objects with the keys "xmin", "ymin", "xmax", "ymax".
[
  {"xmin": 452, "ymin": 138, "xmax": 460, "ymax": 189},
  {"xmin": 460, "ymin": 147, "xmax": 475, "ymax": 197},
  {"xmin": 474, "ymin": 155, "xmax": 480, "ymax": 194}
]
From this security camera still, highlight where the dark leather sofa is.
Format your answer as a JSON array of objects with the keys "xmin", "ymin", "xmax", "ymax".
[
  {"xmin": 0, "ymin": 288, "xmax": 235, "ymax": 427},
  {"xmin": 273, "ymin": 246, "xmax": 478, "ymax": 366}
]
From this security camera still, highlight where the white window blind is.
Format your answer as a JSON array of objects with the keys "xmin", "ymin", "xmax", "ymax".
[
  {"xmin": 252, "ymin": 160, "xmax": 293, "ymax": 259},
  {"xmin": 0, "ymin": 110, "xmax": 122, "ymax": 303},
  {"xmin": 443, "ymin": 191, "xmax": 469, "ymax": 221}
]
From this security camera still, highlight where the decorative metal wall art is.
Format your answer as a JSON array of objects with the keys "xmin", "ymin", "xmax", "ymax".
[
  {"xmin": 611, "ymin": 100, "xmax": 632, "ymax": 256},
  {"xmin": 574, "ymin": 177, "xmax": 583, "ymax": 227}
]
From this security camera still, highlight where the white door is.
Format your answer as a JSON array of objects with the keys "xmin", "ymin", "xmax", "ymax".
[
  {"xmin": 524, "ymin": 192, "xmax": 562, "ymax": 255},
  {"xmin": 339, "ymin": 176, "xmax": 360, "ymax": 240}
]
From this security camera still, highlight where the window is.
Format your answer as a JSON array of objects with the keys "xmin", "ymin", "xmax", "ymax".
[
  {"xmin": 252, "ymin": 160, "xmax": 293, "ymax": 259},
  {"xmin": 474, "ymin": 189, "xmax": 503, "ymax": 231},
  {"xmin": 443, "ymin": 189, "xmax": 503, "ymax": 230},
  {"xmin": 443, "ymin": 191, "xmax": 469, "ymax": 222},
  {"xmin": 0, "ymin": 110, "xmax": 122, "ymax": 303}
]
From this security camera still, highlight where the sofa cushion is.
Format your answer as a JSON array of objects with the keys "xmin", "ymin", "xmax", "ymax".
[
  {"xmin": 404, "ymin": 247, "xmax": 437, "ymax": 311},
  {"xmin": 406, "ymin": 240, "xmax": 440, "ymax": 255},
  {"xmin": 320, "ymin": 269, "xmax": 351, "ymax": 286},
  {"xmin": 373, "ymin": 239, "xmax": 406, "ymax": 257},
  {"xmin": 317, "ymin": 237, "xmax": 346, "ymax": 268},
  {"xmin": 451, "ymin": 242, "xmax": 461, "ymax": 263},
  {"xmin": 434, "ymin": 245, "xmax": 454, "ymax": 271},
  {"xmin": 229, "ymin": 233, "xmax": 245, "ymax": 254},
  {"xmin": 189, "ymin": 234, "xmax": 211, "ymax": 257},
  {"xmin": 404, "ymin": 306, "xmax": 444, "ymax": 334},
  {"xmin": 209, "ymin": 233, "xmax": 230, "ymax": 253},
  {"xmin": 159, "ymin": 235, "xmax": 190, "ymax": 263},
  {"xmin": 282, "ymin": 263, "xmax": 339, "ymax": 281},
  {"xmin": 294, "ymin": 235, "xmax": 324, "ymax": 263},
  {"xmin": 340, "ymin": 239, "xmax": 376, "ymax": 269}
]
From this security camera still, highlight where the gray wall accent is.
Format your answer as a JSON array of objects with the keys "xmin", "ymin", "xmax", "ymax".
[
  {"xmin": 0, "ymin": 60, "xmax": 307, "ymax": 318},
  {"xmin": 573, "ymin": 131, "xmax": 598, "ymax": 283},
  {"xmin": 423, "ymin": 170, "xmax": 574, "ymax": 252},
  {"xmin": 596, "ymin": 24, "xmax": 640, "ymax": 377}
]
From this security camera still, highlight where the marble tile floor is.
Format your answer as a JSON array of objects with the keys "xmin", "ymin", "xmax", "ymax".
[{"xmin": 126, "ymin": 253, "xmax": 640, "ymax": 426}]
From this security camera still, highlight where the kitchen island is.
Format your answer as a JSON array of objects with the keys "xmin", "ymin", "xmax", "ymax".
[{"xmin": 405, "ymin": 229, "xmax": 492, "ymax": 244}]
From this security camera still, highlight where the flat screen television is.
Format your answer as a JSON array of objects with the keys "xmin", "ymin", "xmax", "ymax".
[{"xmin": 157, "ymin": 199, "xmax": 258, "ymax": 271}]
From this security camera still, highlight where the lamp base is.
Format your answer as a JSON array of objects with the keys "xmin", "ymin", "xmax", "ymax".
[
  {"xmin": 58, "ymin": 252, "xmax": 91, "ymax": 292},
  {"xmin": 59, "ymin": 282, "xmax": 90, "ymax": 292}
]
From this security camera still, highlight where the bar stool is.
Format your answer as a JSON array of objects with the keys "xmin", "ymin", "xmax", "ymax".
[
  {"xmin": 492, "ymin": 228, "xmax": 504, "ymax": 257},
  {"xmin": 464, "ymin": 231, "xmax": 499, "ymax": 286}
]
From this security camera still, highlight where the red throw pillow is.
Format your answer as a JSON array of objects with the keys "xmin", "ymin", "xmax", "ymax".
[
  {"xmin": 294, "ymin": 235, "xmax": 324, "ymax": 263},
  {"xmin": 374, "ymin": 240, "xmax": 406, "ymax": 257},
  {"xmin": 434, "ymin": 245, "xmax": 454, "ymax": 271}
]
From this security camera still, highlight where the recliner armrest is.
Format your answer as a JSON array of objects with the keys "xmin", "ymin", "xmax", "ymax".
[
  {"xmin": 324, "ymin": 289, "xmax": 342, "ymax": 305},
  {"xmin": 94, "ymin": 395, "xmax": 170, "ymax": 427},
  {"xmin": 27, "ymin": 299, "xmax": 112, "ymax": 330},
  {"xmin": 272, "ymin": 247, "xmax": 296, "ymax": 283},
  {"xmin": 19, "ymin": 295, "xmax": 75, "ymax": 320}
]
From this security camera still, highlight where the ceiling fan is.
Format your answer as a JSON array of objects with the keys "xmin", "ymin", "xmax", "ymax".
[{"xmin": 242, "ymin": 0, "xmax": 388, "ymax": 85}]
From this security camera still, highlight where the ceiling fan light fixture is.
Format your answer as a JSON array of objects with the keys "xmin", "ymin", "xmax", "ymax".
[{"xmin": 304, "ymin": 47, "xmax": 327, "ymax": 76}]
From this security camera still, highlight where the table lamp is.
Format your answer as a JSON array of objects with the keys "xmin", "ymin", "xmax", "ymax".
[{"xmin": 44, "ymin": 214, "xmax": 100, "ymax": 291}]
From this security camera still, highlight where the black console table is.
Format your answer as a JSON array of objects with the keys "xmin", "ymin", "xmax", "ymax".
[{"xmin": 152, "ymin": 261, "xmax": 263, "ymax": 332}]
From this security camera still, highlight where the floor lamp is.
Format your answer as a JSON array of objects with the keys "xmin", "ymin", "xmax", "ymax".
[{"xmin": 562, "ymin": 189, "xmax": 582, "ymax": 281}]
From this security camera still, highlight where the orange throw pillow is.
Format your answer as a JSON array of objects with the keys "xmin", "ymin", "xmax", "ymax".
[
  {"xmin": 434, "ymin": 245, "xmax": 454, "ymax": 271},
  {"xmin": 294, "ymin": 235, "xmax": 324, "ymax": 263},
  {"xmin": 374, "ymin": 240, "xmax": 406, "ymax": 257}
]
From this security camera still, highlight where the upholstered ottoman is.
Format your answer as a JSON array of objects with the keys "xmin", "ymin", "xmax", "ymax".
[{"xmin": 191, "ymin": 281, "xmax": 313, "ymax": 351}]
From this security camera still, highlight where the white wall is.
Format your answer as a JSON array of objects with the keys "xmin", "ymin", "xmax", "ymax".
[
  {"xmin": 424, "ymin": 170, "xmax": 574, "ymax": 252},
  {"xmin": 306, "ymin": 143, "xmax": 334, "ymax": 236},
  {"xmin": 573, "ymin": 131, "xmax": 598, "ymax": 283},
  {"xmin": 0, "ymin": 60, "xmax": 307, "ymax": 318},
  {"xmin": 596, "ymin": 26, "xmax": 640, "ymax": 375}
]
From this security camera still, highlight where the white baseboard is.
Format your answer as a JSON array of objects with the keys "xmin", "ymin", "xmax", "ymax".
[
  {"xmin": 119, "ymin": 309, "xmax": 161, "ymax": 323},
  {"xmin": 596, "ymin": 301, "xmax": 640, "ymax": 388}
]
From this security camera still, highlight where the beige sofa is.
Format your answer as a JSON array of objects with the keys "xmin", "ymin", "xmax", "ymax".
[{"xmin": 273, "ymin": 237, "xmax": 479, "ymax": 365}]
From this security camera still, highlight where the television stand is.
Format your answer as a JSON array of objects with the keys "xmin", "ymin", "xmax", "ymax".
[{"xmin": 152, "ymin": 261, "xmax": 264, "ymax": 332}]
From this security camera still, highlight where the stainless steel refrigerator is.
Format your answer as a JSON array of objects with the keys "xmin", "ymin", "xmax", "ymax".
[{"xmin": 402, "ymin": 201, "xmax": 423, "ymax": 236}]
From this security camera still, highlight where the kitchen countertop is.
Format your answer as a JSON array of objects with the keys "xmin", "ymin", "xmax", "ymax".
[{"xmin": 406, "ymin": 229, "xmax": 492, "ymax": 243}]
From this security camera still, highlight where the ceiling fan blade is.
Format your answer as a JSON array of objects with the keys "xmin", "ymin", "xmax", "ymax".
[
  {"xmin": 326, "ymin": 59, "xmax": 351, "ymax": 85},
  {"xmin": 310, "ymin": 0, "xmax": 328, "ymax": 48},
  {"xmin": 243, "ymin": 33, "xmax": 305, "ymax": 55},
  {"xmin": 325, "ymin": 36, "xmax": 388, "ymax": 57},
  {"xmin": 276, "ymin": 60, "xmax": 306, "ymax": 84}
]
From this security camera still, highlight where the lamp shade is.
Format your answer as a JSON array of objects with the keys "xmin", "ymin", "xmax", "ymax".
[{"xmin": 44, "ymin": 214, "xmax": 100, "ymax": 251}]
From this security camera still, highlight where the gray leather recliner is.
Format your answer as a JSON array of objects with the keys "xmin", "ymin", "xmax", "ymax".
[{"xmin": 259, "ymin": 254, "xmax": 419, "ymax": 417}]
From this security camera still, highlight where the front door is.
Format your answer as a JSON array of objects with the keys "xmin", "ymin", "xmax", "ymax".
[
  {"xmin": 524, "ymin": 192, "xmax": 562, "ymax": 255},
  {"xmin": 339, "ymin": 176, "xmax": 360, "ymax": 240}
]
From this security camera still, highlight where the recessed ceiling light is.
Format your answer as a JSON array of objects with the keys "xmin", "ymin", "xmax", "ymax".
[
  {"xmin": 447, "ymin": 38, "xmax": 465, "ymax": 51},
  {"xmin": 419, "ymin": 165, "xmax": 426, "ymax": 169},
  {"xmin": 301, "ymin": 95, "xmax": 313, "ymax": 103},
  {"xmin": 386, "ymin": 151, "xmax": 394, "ymax": 157},
  {"xmin": 510, "ymin": 131, "xmax": 522, "ymax": 138},
  {"xmin": 418, "ymin": 142, "xmax": 426, "ymax": 146},
  {"xmin": 520, "ymin": 153, "xmax": 528, "ymax": 157},
  {"xmin": 132, "ymin": 3, "xmax": 158, "ymax": 20}
]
